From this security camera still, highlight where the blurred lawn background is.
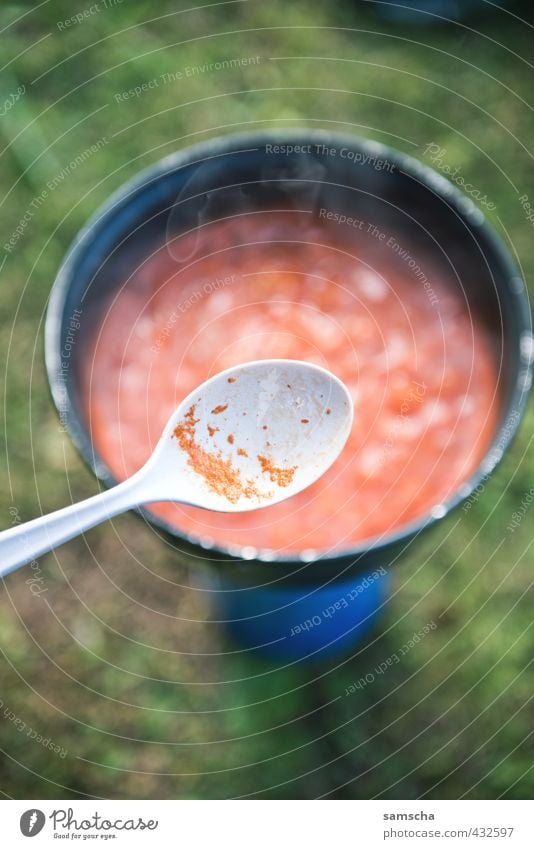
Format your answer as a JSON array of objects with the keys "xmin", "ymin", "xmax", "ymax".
[{"xmin": 0, "ymin": 0, "xmax": 533, "ymax": 799}]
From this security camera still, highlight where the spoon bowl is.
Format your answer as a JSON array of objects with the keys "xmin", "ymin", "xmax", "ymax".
[{"xmin": 146, "ymin": 359, "xmax": 353, "ymax": 511}]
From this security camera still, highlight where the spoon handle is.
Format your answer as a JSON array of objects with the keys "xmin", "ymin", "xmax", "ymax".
[{"xmin": 0, "ymin": 475, "xmax": 145, "ymax": 580}]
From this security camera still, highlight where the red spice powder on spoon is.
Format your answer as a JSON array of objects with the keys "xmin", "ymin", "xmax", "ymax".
[
  {"xmin": 257, "ymin": 454, "xmax": 297, "ymax": 488},
  {"xmin": 173, "ymin": 405, "xmax": 263, "ymax": 503}
]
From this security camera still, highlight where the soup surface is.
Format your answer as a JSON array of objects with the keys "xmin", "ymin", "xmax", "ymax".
[{"xmin": 83, "ymin": 210, "xmax": 500, "ymax": 554}]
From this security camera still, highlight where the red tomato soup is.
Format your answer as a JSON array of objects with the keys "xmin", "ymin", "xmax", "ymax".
[{"xmin": 83, "ymin": 211, "xmax": 500, "ymax": 554}]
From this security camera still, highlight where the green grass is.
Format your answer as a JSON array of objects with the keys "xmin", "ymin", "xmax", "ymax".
[{"xmin": 0, "ymin": 0, "xmax": 533, "ymax": 799}]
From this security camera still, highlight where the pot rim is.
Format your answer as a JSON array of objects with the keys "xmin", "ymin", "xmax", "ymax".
[{"xmin": 44, "ymin": 128, "xmax": 533, "ymax": 569}]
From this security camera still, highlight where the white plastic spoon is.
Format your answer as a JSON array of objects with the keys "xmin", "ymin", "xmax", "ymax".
[{"xmin": 0, "ymin": 359, "xmax": 353, "ymax": 579}]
